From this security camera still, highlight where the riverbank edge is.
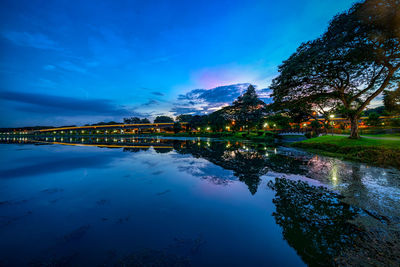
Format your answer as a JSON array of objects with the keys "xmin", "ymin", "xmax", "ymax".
[{"xmin": 291, "ymin": 137, "xmax": 400, "ymax": 169}]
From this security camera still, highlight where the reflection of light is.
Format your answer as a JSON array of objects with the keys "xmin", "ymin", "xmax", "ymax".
[
  {"xmin": 265, "ymin": 153, "xmax": 269, "ymax": 157},
  {"xmin": 331, "ymin": 165, "xmax": 338, "ymax": 186},
  {"xmin": 274, "ymin": 148, "xmax": 277, "ymax": 154}
]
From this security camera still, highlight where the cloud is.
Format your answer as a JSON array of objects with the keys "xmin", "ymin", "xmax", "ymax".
[
  {"xmin": 0, "ymin": 90, "xmax": 131, "ymax": 116},
  {"xmin": 2, "ymin": 31, "xmax": 61, "ymax": 50},
  {"xmin": 43, "ymin": 65, "xmax": 56, "ymax": 71},
  {"xmin": 142, "ymin": 99, "xmax": 159, "ymax": 106},
  {"xmin": 151, "ymin": 91, "xmax": 164, "ymax": 96},
  {"xmin": 171, "ymin": 83, "xmax": 273, "ymax": 115},
  {"xmin": 58, "ymin": 61, "xmax": 86, "ymax": 73},
  {"xmin": 32, "ymin": 78, "xmax": 57, "ymax": 89}
]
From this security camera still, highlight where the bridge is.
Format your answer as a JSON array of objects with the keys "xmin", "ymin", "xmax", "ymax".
[{"xmin": 1, "ymin": 122, "xmax": 187, "ymax": 135}]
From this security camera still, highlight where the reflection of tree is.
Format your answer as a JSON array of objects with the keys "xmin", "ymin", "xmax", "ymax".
[
  {"xmin": 153, "ymin": 147, "xmax": 174, "ymax": 153},
  {"xmin": 175, "ymin": 142, "xmax": 266, "ymax": 194},
  {"xmin": 267, "ymin": 178, "xmax": 361, "ymax": 266},
  {"xmin": 267, "ymin": 177, "xmax": 400, "ymax": 266},
  {"xmin": 123, "ymin": 147, "xmax": 149, "ymax": 153},
  {"xmin": 174, "ymin": 141, "xmax": 308, "ymax": 194}
]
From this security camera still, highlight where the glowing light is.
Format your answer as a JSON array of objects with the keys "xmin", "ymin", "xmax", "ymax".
[
  {"xmin": 330, "ymin": 114, "xmax": 335, "ymax": 118},
  {"xmin": 264, "ymin": 123, "xmax": 268, "ymax": 128},
  {"xmin": 206, "ymin": 127, "xmax": 210, "ymax": 130}
]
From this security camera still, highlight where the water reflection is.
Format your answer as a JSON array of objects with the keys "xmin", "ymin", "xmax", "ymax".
[
  {"xmin": 1, "ymin": 136, "xmax": 400, "ymax": 265},
  {"xmin": 268, "ymin": 178, "xmax": 400, "ymax": 266}
]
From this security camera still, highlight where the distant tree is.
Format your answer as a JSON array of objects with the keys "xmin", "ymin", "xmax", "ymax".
[
  {"xmin": 208, "ymin": 111, "xmax": 229, "ymax": 132},
  {"xmin": 265, "ymin": 114, "xmax": 292, "ymax": 130},
  {"xmin": 123, "ymin": 117, "xmax": 141, "ymax": 124},
  {"xmin": 223, "ymin": 85, "xmax": 266, "ymax": 132},
  {"xmin": 173, "ymin": 122, "xmax": 182, "ymax": 133},
  {"xmin": 310, "ymin": 120, "xmax": 323, "ymax": 134},
  {"xmin": 271, "ymin": 0, "xmax": 400, "ymax": 139},
  {"xmin": 383, "ymin": 86, "xmax": 400, "ymax": 114},
  {"xmin": 140, "ymin": 118, "xmax": 151, "ymax": 123},
  {"xmin": 176, "ymin": 114, "xmax": 193, "ymax": 122},
  {"xmin": 176, "ymin": 114, "xmax": 194, "ymax": 131},
  {"xmin": 363, "ymin": 106, "xmax": 387, "ymax": 116},
  {"xmin": 366, "ymin": 112, "xmax": 381, "ymax": 126},
  {"xmin": 154, "ymin": 116, "xmax": 174, "ymax": 123},
  {"xmin": 190, "ymin": 115, "xmax": 208, "ymax": 130}
]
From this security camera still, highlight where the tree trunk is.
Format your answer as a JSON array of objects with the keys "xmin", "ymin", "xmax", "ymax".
[{"xmin": 349, "ymin": 116, "xmax": 360, "ymax": 139}]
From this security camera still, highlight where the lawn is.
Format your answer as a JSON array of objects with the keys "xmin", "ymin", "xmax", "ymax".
[
  {"xmin": 362, "ymin": 133, "xmax": 400, "ymax": 138},
  {"xmin": 292, "ymin": 135, "xmax": 400, "ymax": 168},
  {"xmin": 298, "ymin": 135, "xmax": 400, "ymax": 149}
]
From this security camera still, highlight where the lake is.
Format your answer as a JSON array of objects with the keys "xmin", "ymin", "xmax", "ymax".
[{"xmin": 0, "ymin": 136, "xmax": 399, "ymax": 266}]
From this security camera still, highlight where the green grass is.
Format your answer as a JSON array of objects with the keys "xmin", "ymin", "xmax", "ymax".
[
  {"xmin": 362, "ymin": 133, "xmax": 400, "ymax": 138},
  {"xmin": 292, "ymin": 135, "xmax": 400, "ymax": 168},
  {"xmin": 298, "ymin": 135, "xmax": 400, "ymax": 149}
]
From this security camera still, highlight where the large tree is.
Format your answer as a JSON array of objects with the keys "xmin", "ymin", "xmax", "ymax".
[
  {"xmin": 271, "ymin": 0, "xmax": 400, "ymax": 138},
  {"xmin": 222, "ymin": 85, "xmax": 267, "ymax": 132}
]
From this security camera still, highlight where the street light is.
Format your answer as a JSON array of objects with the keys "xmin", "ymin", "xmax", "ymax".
[{"xmin": 329, "ymin": 115, "xmax": 335, "ymax": 135}]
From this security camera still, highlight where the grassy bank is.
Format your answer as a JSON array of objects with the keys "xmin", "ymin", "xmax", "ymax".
[{"xmin": 291, "ymin": 135, "xmax": 400, "ymax": 168}]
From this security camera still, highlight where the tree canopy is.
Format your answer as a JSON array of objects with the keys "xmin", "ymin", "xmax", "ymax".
[
  {"xmin": 221, "ymin": 84, "xmax": 267, "ymax": 131},
  {"xmin": 383, "ymin": 85, "xmax": 400, "ymax": 114},
  {"xmin": 154, "ymin": 116, "xmax": 174, "ymax": 123},
  {"xmin": 271, "ymin": 0, "xmax": 400, "ymax": 138}
]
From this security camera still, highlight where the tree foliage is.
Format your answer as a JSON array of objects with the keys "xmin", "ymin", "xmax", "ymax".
[
  {"xmin": 221, "ymin": 85, "xmax": 267, "ymax": 131},
  {"xmin": 123, "ymin": 117, "xmax": 151, "ymax": 124},
  {"xmin": 383, "ymin": 85, "xmax": 400, "ymax": 114},
  {"xmin": 154, "ymin": 116, "xmax": 174, "ymax": 123},
  {"xmin": 271, "ymin": 0, "xmax": 400, "ymax": 138}
]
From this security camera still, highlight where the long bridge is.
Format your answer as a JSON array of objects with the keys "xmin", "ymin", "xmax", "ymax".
[{"xmin": 1, "ymin": 122, "xmax": 187, "ymax": 135}]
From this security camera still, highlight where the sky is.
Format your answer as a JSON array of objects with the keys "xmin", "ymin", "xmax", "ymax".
[{"xmin": 0, "ymin": 0, "xmax": 357, "ymax": 127}]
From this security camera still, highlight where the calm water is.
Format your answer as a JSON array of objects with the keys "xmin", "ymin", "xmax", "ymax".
[{"xmin": 0, "ymin": 137, "xmax": 399, "ymax": 266}]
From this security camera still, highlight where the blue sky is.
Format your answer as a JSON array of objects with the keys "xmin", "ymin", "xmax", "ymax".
[{"xmin": 0, "ymin": 0, "xmax": 357, "ymax": 127}]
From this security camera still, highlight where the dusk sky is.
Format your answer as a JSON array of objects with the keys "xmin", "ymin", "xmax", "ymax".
[{"xmin": 0, "ymin": 0, "xmax": 357, "ymax": 127}]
